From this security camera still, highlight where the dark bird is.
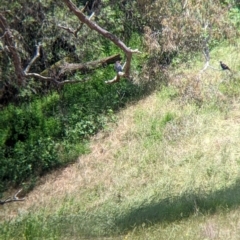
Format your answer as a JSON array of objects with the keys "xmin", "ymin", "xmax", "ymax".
[
  {"xmin": 114, "ymin": 61, "xmax": 123, "ymax": 73},
  {"xmin": 220, "ymin": 61, "xmax": 231, "ymax": 71}
]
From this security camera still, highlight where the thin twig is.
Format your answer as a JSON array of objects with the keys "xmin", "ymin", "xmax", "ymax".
[{"xmin": 0, "ymin": 189, "xmax": 25, "ymax": 205}]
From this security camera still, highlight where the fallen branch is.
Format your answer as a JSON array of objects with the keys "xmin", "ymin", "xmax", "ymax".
[
  {"xmin": 59, "ymin": 53, "xmax": 121, "ymax": 76},
  {"xmin": 25, "ymin": 73, "xmax": 89, "ymax": 85},
  {"xmin": 0, "ymin": 189, "xmax": 25, "ymax": 205},
  {"xmin": 24, "ymin": 53, "xmax": 121, "ymax": 85}
]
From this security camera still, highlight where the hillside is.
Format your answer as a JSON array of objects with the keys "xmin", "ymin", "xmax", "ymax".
[{"xmin": 1, "ymin": 42, "xmax": 240, "ymax": 239}]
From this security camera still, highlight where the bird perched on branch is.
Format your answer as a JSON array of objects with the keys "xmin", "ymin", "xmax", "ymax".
[
  {"xmin": 114, "ymin": 61, "xmax": 123, "ymax": 73},
  {"xmin": 220, "ymin": 61, "xmax": 231, "ymax": 71}
]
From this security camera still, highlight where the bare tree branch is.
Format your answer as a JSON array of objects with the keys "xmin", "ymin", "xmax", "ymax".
[
  {"xmin": 25, "ymin": 73, "xmax": 56, "ymax": 81},
  {"xmin": 199, "ymin": 23, "xmax": 210, "ymax": 73},
  {"xmin": 63, "ymin": 0, "xmax": 141, "ymax": 83},
  {"xmin": 0, "ymin": 189, "xmax": 25, "ymax": 205},
  {"xmin": 58, "ymin": 24, "xmax": 80, "ymax": 36},
  {"xmin": 24, "ymin": 43, "xmax": 42, "ymax": 74},
  {"xmin": 59, "ymin": 53, "xmax": 121, "ymax": 76},
  {"xmin": 25, "ymin": 73, "xmax": 92, "ymax": 85},
  {"xmin": 24, "ymin": 53, "xmax": 121, "ymax": 85},
  {"xmin": 199, "ymin": 23, "xmax": 221, "ymax": 73}
]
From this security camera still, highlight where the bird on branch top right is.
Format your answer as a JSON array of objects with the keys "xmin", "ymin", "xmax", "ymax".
[{"xmin": 220, "ymin": 61, "xmax": 231, "ymax": 71}]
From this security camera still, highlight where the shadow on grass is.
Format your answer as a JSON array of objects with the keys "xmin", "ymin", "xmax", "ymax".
[
  {"xmin": 47, "ymin": 179, "xmax": 240, "ymax": 238},
  {"xmin": 114, "ymin": 179, "xmax": 240, "ymax": 234},
  {"xmin": 2, "ymin": 172, "xmax": 240, "ymax": 239}
]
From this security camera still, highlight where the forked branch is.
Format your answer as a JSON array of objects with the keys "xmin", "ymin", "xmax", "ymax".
[
  {"xmin": 199, "ymin": 23, "xmax": 221, "ymax": 73},
  {"xmin": 58, "ymin": 1, "xmax": 95, "ymax": 37},
  {"xmin": 58, "ymin": 12, "xmax": 95, "ymax": 37},
  {"xmin": 0, "ymin": 189, "xmax": 25, "ymax": 205}
]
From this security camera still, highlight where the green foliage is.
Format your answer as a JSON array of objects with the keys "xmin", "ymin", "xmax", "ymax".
[
  {"xmin": 146, "ymin": 112, "xmax": 175, "ymax": 142},
  {"xmin": 62, "ymin": 72, "xmax": 143, "ymax": 142},
  {"xmin": 228, "ymin": 6, "xmax": 240, "ymax": 28},
  {"xmin": 0, "ymin": 95, "xmax": 63, "ymax": 192},
  {"xmin": 219, "ymin": 78, "xmax": 240, "ymax": 97},
  {"xmin": 0, "ymin": 71, "xmax": 144, "ymax": 194}
]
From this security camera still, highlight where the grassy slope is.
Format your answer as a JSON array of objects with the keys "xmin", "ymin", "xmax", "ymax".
[{"xmin": 1, "ymin": 42, "xmax": 240, "ymax": 239}]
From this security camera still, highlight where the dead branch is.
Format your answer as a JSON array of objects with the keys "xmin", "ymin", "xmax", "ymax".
[
  {"xmin": 199, "ymin": 45, "xmax": 221, "ymax": 73},
  {"xmin": 199, "ymin": 23, "xmax": 210, "ymax": 73},
  {"xmin": 0, "ymin": 189, "xmax": 25, "ymax": 205},
  {"xmin": 58, "ymin": 24, "xmax": 80, "ymax": 37},
  {"xmin": 24, "ymin": 42, "xmax": 42, "ymax": 74},
  {"xmin": 25, "ymin": 73, "xmax": 90, "ymax": 85},
  {"xmin": 25, "ymin": 73, "xmax": 56, "ymax": 81},
  {"xmin": 59, "ymin": 53, "xmax": 121, "ymax": 76},
  {"xmin": 199, "ymin": 23, "xmax": 221, "ymax": 73},
  {"xmin": 24, "ymin": 53, "xmax": 121, "ymax": 85},
  {"xmin": 63, "ymin": 0, "xmax": 141, "ymax": 83}
]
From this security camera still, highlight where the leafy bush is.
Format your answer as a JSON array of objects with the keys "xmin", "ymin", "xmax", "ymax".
[{"xmin": 0, "ymin": 95, "xmax": 64, "ymax": 193}]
